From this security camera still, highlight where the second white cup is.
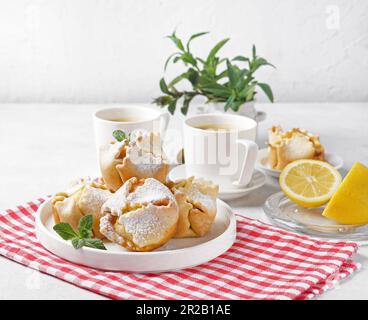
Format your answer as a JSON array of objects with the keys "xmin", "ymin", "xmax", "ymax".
[{"xmin": 183, "ymin": 113, "xmax": 258, "ymax": 188}]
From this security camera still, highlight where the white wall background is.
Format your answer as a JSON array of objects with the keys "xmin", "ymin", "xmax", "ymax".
[{"xmin": 0, "ymin": 0, "xmax": 367, "ymax": 103}]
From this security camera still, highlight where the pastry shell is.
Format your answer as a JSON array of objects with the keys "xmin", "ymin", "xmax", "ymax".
[
  {"xmin": 100, "ymin": 177, "xmax": 179, "ymax": 252},
  {"xmin": 99, "ymin": 132, "xmax": 169, "ymax": 192},
  {"xmin": 52, "ymin": 179, "xmax": 112, "ymax": 239},
  {"xmin": 268, "ymin": 126, "xmax": 325, "ymax": 170},
  {"xmin": 168, "ymin": 177, "xmax": 218, "ymax": 238}
]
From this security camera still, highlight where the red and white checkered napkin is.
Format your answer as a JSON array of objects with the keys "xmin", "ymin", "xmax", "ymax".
[{"xmin": 0, "ymin": 198, "xmax": 361, "ymax": 300}]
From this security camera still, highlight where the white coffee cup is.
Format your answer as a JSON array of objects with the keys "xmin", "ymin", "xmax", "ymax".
[
  {"xmin": 93, "ymin": 106, "xmax": 170, "ymax": 148},
  {"xmin": 183, "ymin": 113, "xmax": 258, "ymax": 188}
]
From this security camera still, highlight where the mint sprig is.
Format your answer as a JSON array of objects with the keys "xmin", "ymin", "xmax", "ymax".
[
  {"xmin": 78, "ymin": 214, "xmax": 93, "ymax": 238},
  {"xmin": 112, "ymin": 130, "xmax": 126, "ymax": 142},
  {"xmin": 53, "ymin": 222, "xmax": 78, "ymax": 240},
  {"xmin": 53, "ymin": 215, "xmax": 106, "ymax": 250}
]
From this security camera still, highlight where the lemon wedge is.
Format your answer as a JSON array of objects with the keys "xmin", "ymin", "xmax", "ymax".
[
  {"xmin": 323, "ymin": 163, "xmax": 368, "ymax": 224},
  {"xmin": 279, "ymin": 159, "xmax": 342, "ymax": 208}
]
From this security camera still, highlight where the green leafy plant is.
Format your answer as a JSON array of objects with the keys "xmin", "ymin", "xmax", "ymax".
[
  {"xmin": 53, "ymin": 215, "xmax": 106, "ymax": 250},
  {"xmin": 153, "ymin": 31, "xmax": 275, "ymax": 115}
]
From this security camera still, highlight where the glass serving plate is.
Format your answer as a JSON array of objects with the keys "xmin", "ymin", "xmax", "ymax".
[{"xmin": 263, "ymin": 192, "xmax": 368, "ymax": 240}]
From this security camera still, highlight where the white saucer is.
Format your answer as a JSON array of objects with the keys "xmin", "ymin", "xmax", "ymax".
[
  {"xmin": 256, "ymin": 148, "xmax": 344, "ymax": 178},
  {"xmin": 35, "ymin": 198, "xmax": 236, "ymax": 273},
  {"xmin": 168, "ymin": 165, "xmax": 266, "ymax": 201}
]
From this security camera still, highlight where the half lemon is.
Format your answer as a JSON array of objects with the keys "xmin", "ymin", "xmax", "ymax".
[{"xmin": 279, "ymin": 159, "xmax": 342, "ymax": 208}]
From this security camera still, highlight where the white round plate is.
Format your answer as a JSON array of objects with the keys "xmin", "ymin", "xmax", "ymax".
[
  {"xmin": 168, "ymin": 165, "xmax": 266, "ymax": 201},
  {"xmin": 256, "ymin": 148, "xmax": 344, "ymax": 178},
  {"xmin": 35, "ymin": 198, "xmax": 236, "ymax": 272}
]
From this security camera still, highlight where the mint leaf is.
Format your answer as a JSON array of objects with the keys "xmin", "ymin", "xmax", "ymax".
[
  {"xmin": 181, "ymin": 94, "xmax": 194, "ymax": 115},
  {"xmin": 112, "ymin": 130, "xmax": 126, "ymax": 142},
  {"xmin": 226, "ymin": 59, "xmax": 238, "ymax": 87},
  {"xmin": 153, "ymin": 95, "xmax": 173, "ymax": 107},
  {"xmin": 252, "ymin": 44, "xmax": 256, "ymax": 59},
  {"xmin": 206, "ymin": 38, "xmax": 229, "ymax": 64},
  {"xmin": 167, "ymin": 32, "xmax": 184, "ymax": 51},
  {"xmin": 187, "ymin": 68, "xmax": 199, "ymax": 86},
  {"xmin": 168, "ymin": 100, "xmax": 177, "ymax": 115},
  {"xmin": 232, "ymin": 55, "xmax": 250, "ymax": 63},
  {"xmin": 224, "ymin": 95, "xmax": 235, "ymax": 111},
  {"xmin": 168, "ymin": 73, "xmax": 187, "ymax": 87},
  {"xmin": 230, "ymin": 100, "xmax": 243, "ymax": 112},
  {"xmin": 180, "ymin": 52, "xmax": 197, "ymax": 67},
  {"xmin": 159, "ymin": 78, "xmax": 170, "ymax": 94},
  {"xmin": 202, "ymin": 83, "xmax": 231, "ymax": 98},
  {"xmin": 53, "ymin": 223, "xmax": 78, "ymax": 240},
  {"xmin": 83, "ymin": 238, "xmax": 107, "ymax": 250},
  {"xmin": 245, "ymin": 83, "xmax": 257, "ymax": 101},
  {"xmin": 78, "ymin": 215, "xmax": 93, "ymax": 239},
  {"xmin": 258, "ymin": 82, "xmax": 274, "ymax": 102},
  {"xmin": 186, "ymin": 31, "xmax": 209, "ymax": 51},
  {"xmin": 72, "ymin": 238, "xmax": 85, "ymax": 249},
  {"xmin": 164, "ymin": 52, "xmax": 180, "ymax": 71}
]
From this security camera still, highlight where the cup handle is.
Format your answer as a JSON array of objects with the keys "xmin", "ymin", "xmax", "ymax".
[
  {"xmin": 159, "ymin": 112, "xmax": 170, "ymax": 137},
  {"xmin": 233, "ymin": 139, "xmax": 258, "ymax": 187}
]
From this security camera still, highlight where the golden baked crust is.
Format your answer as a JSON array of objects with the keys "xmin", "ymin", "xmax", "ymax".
[
  {"xmin": 52, "ymin": 179, "xmax": 112, "ymax": 239},
  {"xmin": 99, "ymin": 132, "xmax": 169, "ymax": 192},
  {"xmin": 267, "ymin": 126, "xmax": 325, "ymax": 170},
  {"xmin": 168, "ymin": 177, "xmax": 218, "ymax": 238},
  {"xmin": 99, "ymin": 141, "xmax": 128, "ymax": 192},
  {"xmin": 117, "ymin": 132, "xmax": 169, "ymax": 184},
  {"xmin": 52, "ymin": 190, "xmax": 83, "ymax": 231},
  {"xmin": 100, "ymin": 177, "xmax": 179, "ymax": 252}
]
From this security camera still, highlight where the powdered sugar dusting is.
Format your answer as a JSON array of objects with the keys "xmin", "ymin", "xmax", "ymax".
[
  {"xmin": 125, "ymin": 132, "xmax": 168, "ymax": 175},
  {"xmin": 174, "ymin": 178, "xmax": 217, "ymax": 215},
  {"xmin": 100, "ymin": 177, "xmax": 179, "ymax": 249},
  {"xmin": 100, "ymin": 213, "xmax": 124, "ymax": 245},
  {"xmin": 101, "ymin": 180, "xmax": 131, "ymax": 215},
  {"xmin": 128, "ymin": 178, "xmax": 175, "ymax": 205},
  {"xmin": 79, "ymin": 184, "xmax": 112, "ymax": 213},
  {"xmin": 119, "ymin": 205, "xmax": 177, "ymax": 246},
  {"xmin": 186, "ymin": 186, "xmax": 216, "ymax": 214},
  {"xmin": 108, "ymin": 140, "xmax": 127, "ymax": 160}
]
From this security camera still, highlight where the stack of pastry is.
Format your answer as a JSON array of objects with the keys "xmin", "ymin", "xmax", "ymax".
[
  {"xmin": 52, "ymin": 131, "xmax": 219, "ymax": 252},
  {"xmin": 267, "ymin": 126, "xmax": 325, "ymax": 170}
]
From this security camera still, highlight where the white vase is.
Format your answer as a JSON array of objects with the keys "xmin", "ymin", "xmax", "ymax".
[{"xmin": 194, "ymin": 101, "xmax": 266, "ymax": 123}]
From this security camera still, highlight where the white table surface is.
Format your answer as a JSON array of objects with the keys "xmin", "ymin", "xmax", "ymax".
[{"xmin": 0, "ymin": 102, "xmax": 367, "ymax": 300}]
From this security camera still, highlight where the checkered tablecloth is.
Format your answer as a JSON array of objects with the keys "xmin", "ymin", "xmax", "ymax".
[{"xmin": 0, "ymin": 198, "xmax": 360, "ymax": 299}]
